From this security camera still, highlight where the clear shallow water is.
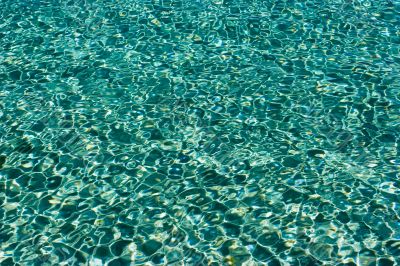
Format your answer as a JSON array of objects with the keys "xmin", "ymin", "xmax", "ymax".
[{"xmin": 0, "ymin": 0, "xmax": 400, "ymax": 265}]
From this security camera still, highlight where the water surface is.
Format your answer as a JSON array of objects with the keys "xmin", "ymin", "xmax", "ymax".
[{"xmin": 1, "ymin": 0, "xmax": 400, "ymax": 265}]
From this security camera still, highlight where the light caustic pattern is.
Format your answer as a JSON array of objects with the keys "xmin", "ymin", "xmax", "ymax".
[{"xmin": 0, "ymin": 0, "xmax": 400, "ymax": 265}]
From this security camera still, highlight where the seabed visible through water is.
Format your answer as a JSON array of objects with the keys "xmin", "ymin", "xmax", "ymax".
[{"xmin": 0, "ymin": 0, "xmax": 400, "ymax": 265}]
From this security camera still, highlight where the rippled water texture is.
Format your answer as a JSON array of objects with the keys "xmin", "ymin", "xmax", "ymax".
[{"xmin": 1, "ymin": 0, "xmax": 400, "ymax": 265}]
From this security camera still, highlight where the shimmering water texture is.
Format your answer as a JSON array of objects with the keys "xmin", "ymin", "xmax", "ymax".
[{"xmin": 1, "ymin": 0, "xmax": 400, "ymax": 265}]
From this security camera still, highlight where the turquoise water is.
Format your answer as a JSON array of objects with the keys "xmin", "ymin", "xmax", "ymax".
[{"xmin": 1, "ymin": 0, "xmax": 400, "ymax": 265}]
